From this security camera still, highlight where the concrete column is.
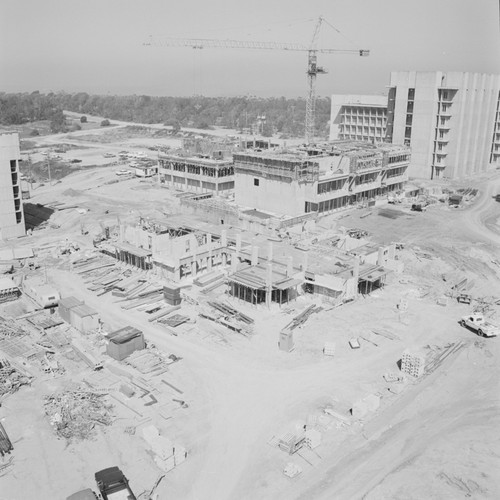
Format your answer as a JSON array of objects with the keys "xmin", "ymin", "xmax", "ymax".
[
  {"xmin": 286, "ymin": 256, "xmax": 293, "ymax": 277},
  {"xmin": 231, "ymin": 253, "xmax": 238, "ymax": 272},
  {"xmin": 221, "ymin": 229, "xmax": 227, "ymax": 247},
  {"xmin": 377, "ymin": 247, "xmax": 385, "ymax": 266},
  {"xmin": 302, "ymin": 251, "xmax": 309, "ymax": 272},
  {"xmin": 251, "ymin": 244, "xmax": 259, "ymax": 266},
  {"xmin": 388, "ymin": 243, "xmax": 396, "ymax": 260},
  {"xmin": 268, "ymin": 241, "xmax": 273, "ymax": 262},
  {"xmin": 236, "ymin": 233, "xmax": 242, "ymax": 252},
  {"xmin": 353, "ymin": 256, "xmax": 360, "ymax": 297},
  {"xmin": 191, "ymin": 260, "xmax": 197, "ymax": 278},
  {"xmin": 266, "ymin": 262, "xmax": 273, "ymax": 308},
  {"xmin": 207, "ymin": 252, "xmax": 213, "ymax": 271}
]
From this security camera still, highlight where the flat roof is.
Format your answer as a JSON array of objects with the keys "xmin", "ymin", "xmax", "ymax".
[
  {"xmin": 228, "ymin": 265, "xmax": 301, "ymax": 290},
  {"xmin": 108, "ymin": 326, "xmax": 143, "ymax": 344},
  {"xmin": 59, "ymin": 296, "xmax": 84, "ymax": 309},
  {"xmin": 114, "ymin": 242, "xmax": 152, "ymax": 258},
  {"xmin": 71, "ymin": 304, "xmax": 98, "ymax": 318}
]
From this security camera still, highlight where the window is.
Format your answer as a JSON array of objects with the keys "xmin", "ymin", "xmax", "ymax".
[{"xmin": 254, "ymin": 178, "xmax": 259, "ymax": 186}]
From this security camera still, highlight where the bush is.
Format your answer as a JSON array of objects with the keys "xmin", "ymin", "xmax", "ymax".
[
  {"xmin": 30, "ymin": 129, "xmax": 40, "ymax": 136},
  {"xmin": 80, "ymin": 115, "xmax": 87, "ymax": 123},
  {"xmin": 100, "ymin": 119, "xmax": 110, "ymax": 127}
]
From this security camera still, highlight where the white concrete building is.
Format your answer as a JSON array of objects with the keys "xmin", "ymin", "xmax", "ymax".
[
  {"xmin": 233, "ymin": 141, "xmax": 410, "ymax": 217},
  {"xmin": 0, "ymin": 133, "xmax": 25, "ymax": 240},
  {"xmin": 386, "ymin": 71, "xmax": 500, "ymax": 179},
  {"xmin": 330, "ymin": 94, "xmax": 388, "ymax": 143}
]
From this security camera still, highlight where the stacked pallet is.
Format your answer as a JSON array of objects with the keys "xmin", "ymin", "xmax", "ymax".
[{"xmin": 401, "ymin": 350, "xmax": 425, "ymax": 378}]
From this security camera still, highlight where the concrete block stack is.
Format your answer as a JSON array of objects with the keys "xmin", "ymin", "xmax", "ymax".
[
  {"xmin": 142, "ymin": 425, "xmax": 188, "ymax": 472},
  {"xmin": 304, "ymin": 429, "xmax": 321, "ymax": 449},
  {"xmin": 323, "ymin": 342, "xmax": 335, "ymax": 356},
  {"xmin": 401, "ymin": 350, "xmax": 425, "ymax": 378}
]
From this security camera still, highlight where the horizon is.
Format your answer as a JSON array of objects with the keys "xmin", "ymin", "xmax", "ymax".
[{"xmin": 1, "ymin": 0, "xmax": 499, "ymax": 99}]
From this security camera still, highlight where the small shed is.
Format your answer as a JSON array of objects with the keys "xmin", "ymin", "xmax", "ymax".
[
  {"xmin": 71, "ymin": 304, "xmax": 100, "ymax": 333},
  {"xmin": 106, "ymin": 326, "xmax": 145, "ymax": 361},
  {"xmin": 58, "ymin": 296, "xmax": 84, "ymax": 324}
]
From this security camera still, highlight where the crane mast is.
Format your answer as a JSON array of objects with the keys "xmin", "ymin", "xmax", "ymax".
[{"xmin": 145, "ymin": 17, "xmax": 369, "ymax": 144}]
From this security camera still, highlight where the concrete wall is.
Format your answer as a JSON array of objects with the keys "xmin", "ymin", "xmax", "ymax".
[{"xmin": 234, "ymin": 174, "xmax": 309, "ymax": 217}]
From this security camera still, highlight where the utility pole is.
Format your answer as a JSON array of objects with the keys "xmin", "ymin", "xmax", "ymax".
[
  {"xmin": 46, "ymin": 150, "xmax": 52, "ymax": 185},
  {"xmin": 27, "ymin": 153, "xmax": 33, "ymax": 191}
]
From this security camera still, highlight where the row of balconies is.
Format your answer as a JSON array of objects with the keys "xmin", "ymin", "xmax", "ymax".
[
  {"xmin": 341, "ymin": 118, "xmax": 385, "ymax": 125},
  {"xmin": 340, "ymin": 125, "xmax": 385, "ymax": 133},
  {"xmin": 342, "ymin": 109, "xmax": 385, "ymax": 118}
]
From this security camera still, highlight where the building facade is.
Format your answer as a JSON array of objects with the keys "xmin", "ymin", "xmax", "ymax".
[
  {"xmin": 0, "ymin": 133, "xmax": 25, "ymax": 240},
  {"xmin": 158, "ymin": 153, "xmax": 234, "ymax": 195},
  {"xmin": 233, "ymin": 141, "xmax": 410, "ymax": 217},
  {"xmin": 330, "ymin": 94, "xmax": 388, "ymax": 143},
  {"xmin": 386, "ymin": 71, "xmax": 500, "ymax": 179}
]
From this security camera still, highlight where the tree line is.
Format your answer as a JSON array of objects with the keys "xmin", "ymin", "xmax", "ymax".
[{"xmin": 0, "ymin": 91, "xmax": 332, "ymax": 138}]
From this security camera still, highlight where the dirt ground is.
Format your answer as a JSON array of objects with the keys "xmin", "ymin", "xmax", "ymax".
[{"xmin": 1, "ymin": 123, "xmax": 500, "ymax": 499}]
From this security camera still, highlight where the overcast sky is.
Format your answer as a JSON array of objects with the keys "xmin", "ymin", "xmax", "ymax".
[{"xmin": 1, "ymin": 0, "xmax": 499, "ymax": 98}]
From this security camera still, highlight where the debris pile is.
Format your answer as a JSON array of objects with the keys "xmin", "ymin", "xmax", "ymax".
[
  {"xmin": 44, "ymin": 389, "xmax": 114, "ymax": 440},
  {"xmin": 0, "ymin": 359, "xmax": 32, "ymax": 397}
]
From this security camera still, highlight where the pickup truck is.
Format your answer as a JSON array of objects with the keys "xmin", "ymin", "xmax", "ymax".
[
  {"xmin": 459, "ymin": 314, "xmax": 499, "ymax": 338},
  {"xmin": 95, "ymin": 467, "xmax": 136, "ymax": 500}
]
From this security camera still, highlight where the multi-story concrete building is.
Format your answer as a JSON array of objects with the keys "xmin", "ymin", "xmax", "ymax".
[
  {"xmin": 158, "ymin": 153, "xmax": 234, "ymax": 195},
  {"xmin": 0, "ymin": 133, "xmax": 25, "ymax": 240},
  {"xmin": 386, "ymin": 71, "xmax": 500, "ymax": 179},
  {"xmin": 329, "ymin": 95, "xmax": 388, "ymax": 143},
  {"xmin": 233, "ymin": 141, "xmax": 410, "ymax": 217}
]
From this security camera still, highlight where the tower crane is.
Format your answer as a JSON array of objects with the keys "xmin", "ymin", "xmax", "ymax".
[{"xmin": 144, "ymin": 16, "xmax": 369, "ymax": 144}]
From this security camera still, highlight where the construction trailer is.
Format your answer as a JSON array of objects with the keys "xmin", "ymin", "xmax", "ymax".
[
  {"xmin": 22, "ymin": 280, "xmax": 60, "ymax": 309},
  {"xmin": 106, "ymin": 326, "xmax": 145, "ymax": 361}
]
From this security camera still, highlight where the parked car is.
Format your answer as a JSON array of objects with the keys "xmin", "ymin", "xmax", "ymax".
[
  {"xmin": 459, "ymin": 314, "xmax": 499, "ymax": 337},
  {"xmin": 411, "ymin": 203, "xmax": 427, "ymax": 212}
]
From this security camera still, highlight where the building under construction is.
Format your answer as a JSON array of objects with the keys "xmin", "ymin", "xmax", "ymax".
[
  {"xmin": 233, "ymin": 140, "xmax": 410, "ymax": 217},
  {"xmin": 158, "ymin": 153, "xmax": 234, "ymax": 195}
]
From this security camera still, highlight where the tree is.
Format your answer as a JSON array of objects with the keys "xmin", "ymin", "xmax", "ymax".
[
  {"xmin": 49, "ymin": 109, "xmax": 67, "ymax": 133},
  {"xmin": 80, "ymin": 115, "xmax": 87, "ymax": 123},
  {"xmin": 100, "ymin": 119, "xmax": 110, "ymax": 127}
]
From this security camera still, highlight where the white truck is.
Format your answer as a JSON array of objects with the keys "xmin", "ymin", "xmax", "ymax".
[{"xmin": 460, "ymin": 314, "xmax": 499, "ymax": 338}]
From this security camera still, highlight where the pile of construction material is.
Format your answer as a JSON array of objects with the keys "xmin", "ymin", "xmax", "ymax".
[
  {"xmin": 194, "ymin": 271, "xmax": 226, "ymax": 293},
  {"xmin": 44, "ymin": 388, "xmax": 114, "ymax": 440},
  {"xmin": 0, "ymin": 359, "xmax": 32, "ymax": 397},
  {"xmin": 0, "ymin": 422, "xmax": 13, "ymax": 457},
  {"xmin": 163, "ymin": 284, "xmax": 181, "ymax": 306},
  {"xmin": 199, "ymin": 301, "xmax": 254, "ymax": 337},
  {"xmin": 142, "ymin": 425, "xmax": 187, "ymax": 473}
]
